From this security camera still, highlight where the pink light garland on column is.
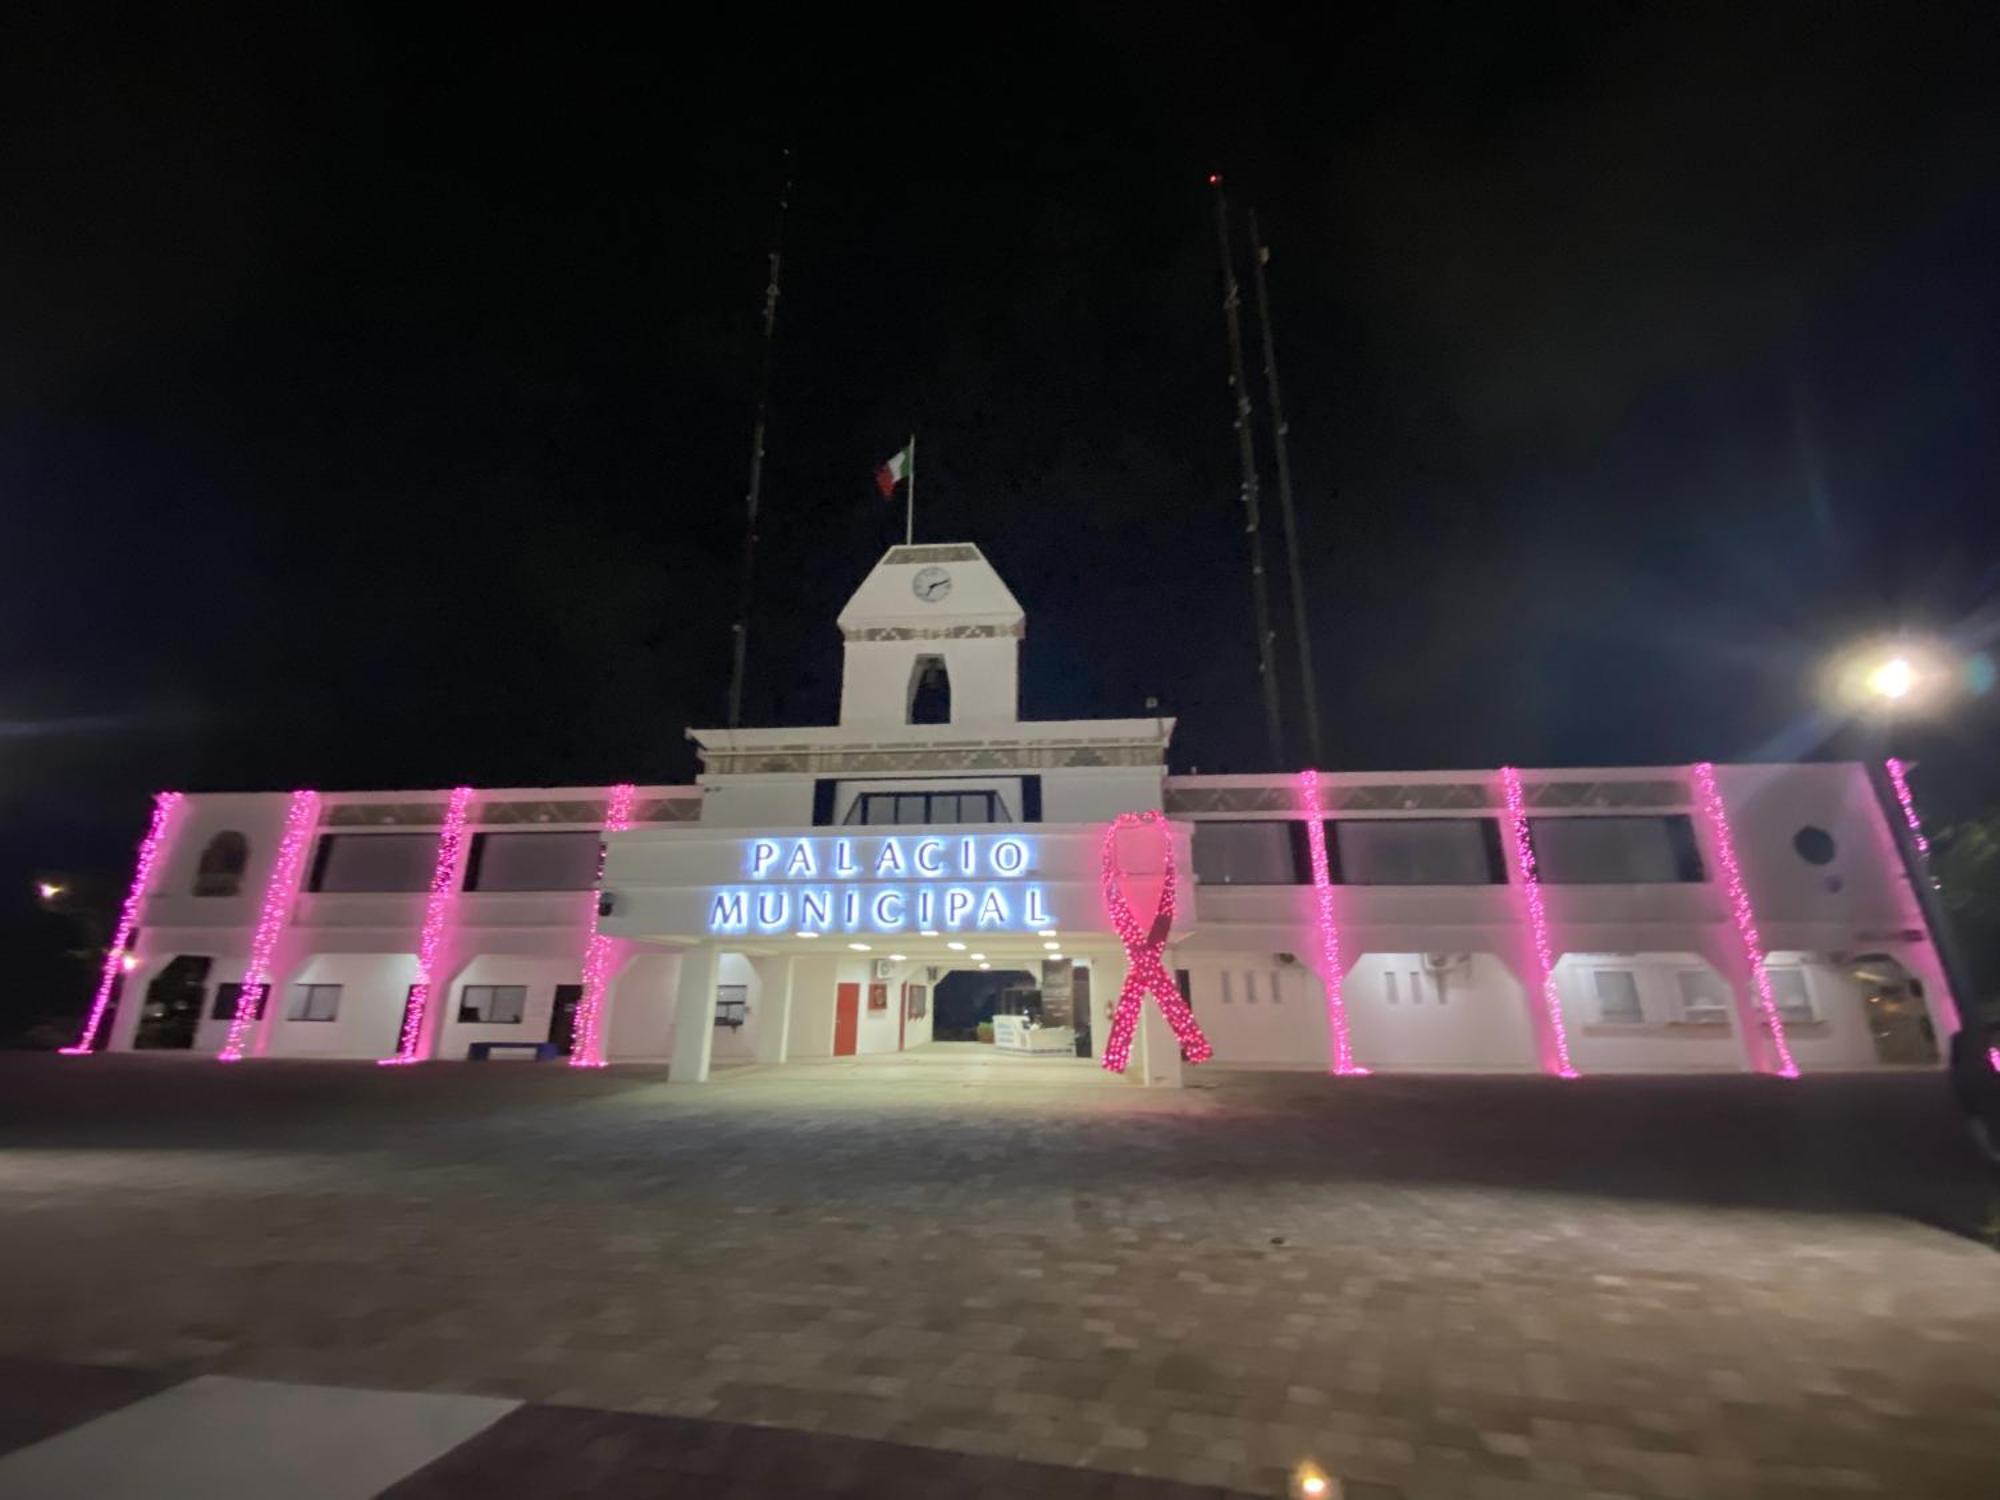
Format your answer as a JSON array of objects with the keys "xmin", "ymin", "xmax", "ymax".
[
  {"xmin": 219, "ymin": 790, "xmax": 319, "ymax": 1063},
  {"xmin": 1097, "ymin": 810, "xmax": 1212, "ymax": 1074},
  {"xmin": 381, "ymin": 785, "xmax": 474, "ymax": 1065},
  {"xmin": 570, "ymin": 782, "xmax": 637, "ymax": 1068},
  {"xmin": 1692, "ymin": 762, "xmax": 1799, "ymax": 1079},
  {"xmin": 1499, "ymin": 767, "xmax": 1578, "ymax": 1078},
  {"xmin": 62, "ymin": 791, "xmax": 184, "ymax": 1055},
  {"xmin": 1883, "ymin": 757, "xmax": 1929, "ymax": 856},
  {"xmin": 1298, "ymin": 770, "xmax": 1366, "ymax": 1076}
]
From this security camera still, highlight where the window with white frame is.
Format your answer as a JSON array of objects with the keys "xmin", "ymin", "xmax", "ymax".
[
  {"xmin": 457, "ymin": 984, "xmax": 527, "ymax": 1024},
  {"xmin": 288, "ymin": 983, "xmax": 342, "ymax": 1021},
  {"xmin": 1674, "ymin": 969, "xmax": 1730, "ymax": 1024},
  {"xmin": 1592, "ymin": 969, "xmax": 1643, "ymax": 1024},
  {"xmin": 1765, "ymin": 968, "xmax": 1815, "ymax": 1023}
]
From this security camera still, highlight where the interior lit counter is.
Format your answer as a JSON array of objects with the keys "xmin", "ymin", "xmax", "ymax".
[{"xmin": 992, "ymin": 1015, "xmax": 1076, "ymax": 1055}]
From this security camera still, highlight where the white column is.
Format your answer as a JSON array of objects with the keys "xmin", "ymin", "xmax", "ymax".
[
  {"xmin": 752, "ymin": 955, "xmax": 795, "ymax": 1066},
  {"xmin": 1135, "ymin": 953, "xmax": 1183, "ymax": 1089},
  {"xmin": 667, "ymin": 944, "xmax": 721, "ymax": 1086}
]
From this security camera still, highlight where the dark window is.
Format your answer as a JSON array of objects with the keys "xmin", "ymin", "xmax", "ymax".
[
  {"xmin": 1530, "ymin": 816, "xmax": 1705, "ymax": 883},
  {"xmin": 843, "ymin": 790, "xmax": 1011, "ymax": 825},
  {"xmin": 1792, "ymin": 825, "xmax": 1838, "ymax": 866},
  {"xmin": 1190, "ymin": 822, "xmax": 1304, "ymax": 884},
  {"xmin": 1334, "ymin": 819, "xmax": 1504, "ymax": 885},
  {"xmin": 458, "ymin": 984, "xmax": 526, "ymax": 1024},
  {"xmin": 909, "ymin": 655, "xmax": 950, "ymax": 724},
  {"xmin": 193, "ymin": 831, "xmax": 250, "ymax": 896},
  {"xmin": 309, "ymin": 834, "xmax": 435, "ymax": 892},
  {"xmin": 464, "ymin": 832, "xmax": 603, "ymax": 891},
  {"xmin": 209, "ymin": 982, "xmax": 267, "ymax": 1020},
  {"xmin": 288, "ymin": 984, "xmax": 342, "ymax": 1021}
]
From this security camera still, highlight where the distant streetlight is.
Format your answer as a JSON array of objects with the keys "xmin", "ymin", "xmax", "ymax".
[
  {"xmin": 1827, "ymin": 637, "xmax": 1956, "ymax": 715},
  {"xmin": 36, "ymin": 880, "xmax": 64, "ymax": 901}
]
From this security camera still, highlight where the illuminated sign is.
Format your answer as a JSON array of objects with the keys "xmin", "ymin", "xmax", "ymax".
[{"xmin": 707, "ymin": 834, "xmax": 1050, "ymax": 936}]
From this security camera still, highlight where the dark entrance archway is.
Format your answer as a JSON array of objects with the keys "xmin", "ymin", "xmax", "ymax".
[
  {"xmin": 931, "ymin": 968, "xmax": 1035, "ymax": 1041},
  {"xmin": 135, "ymin": 955, "xmax": 212, "ymax": 1050}
]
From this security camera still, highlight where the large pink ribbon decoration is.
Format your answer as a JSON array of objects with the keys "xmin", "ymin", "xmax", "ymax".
[{"xmin": 1099, "ymin": 810, "xmax": 1212, "ymax": 1073}]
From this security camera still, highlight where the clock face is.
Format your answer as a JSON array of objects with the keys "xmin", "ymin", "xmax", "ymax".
[{"xmin": 911, "ymin": 565, "xmax": 952, "ymax": 603}]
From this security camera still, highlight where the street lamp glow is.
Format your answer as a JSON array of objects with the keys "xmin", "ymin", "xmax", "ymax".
[
  {"xmin": 1867, "ymin": 655, "xmax": 1916, "ymax": 700},
  {"xmin": 36, "ymin": 881, "xmax": 62, "ymax": 901}
]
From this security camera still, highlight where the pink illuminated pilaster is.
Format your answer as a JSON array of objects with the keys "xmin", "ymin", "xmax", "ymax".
[
  {"xmin": 381, "ymin": 785, "xmax": 475, "ymax": 1065},
  {"xmin": 1298, "ymin": 770, "xmax": 1366, "ymax": 1076},
  {"xmin": 1498, "ymin": 768, "xmax": 1578, "ymax": 1078},
  {"xmin": 570, "ymin": 782, "xmax": 638, "ymax": 1068},
  {"xmin": 62, "ymin": 791, "xmax": 184, "ymax": 1055},
  {"xmin": 219, "ymin": 790, "xmax": 319, "ymax": 1062},
  {"xmin": 1691, "ymin": 762, "xmax": 1799, "ymax": 1078},
  {"xmin": 1883, "ymin": 758, "xmax": 1929, "ymax": 856}
]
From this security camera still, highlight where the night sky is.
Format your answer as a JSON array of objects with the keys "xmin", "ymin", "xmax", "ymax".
[{"xmin": 5, "ymin": 6, "xmax": 1999, "ymax": 1022}]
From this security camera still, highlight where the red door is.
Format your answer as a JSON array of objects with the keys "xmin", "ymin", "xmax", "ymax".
[{"xmin": 833, "ymin": 982, "xmax": 860, "ymax": 1057}]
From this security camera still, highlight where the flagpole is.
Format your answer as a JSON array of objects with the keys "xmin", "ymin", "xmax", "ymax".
[{"xmin": 904, "ymin": 432, "xmax": 916, "ymax": 546}]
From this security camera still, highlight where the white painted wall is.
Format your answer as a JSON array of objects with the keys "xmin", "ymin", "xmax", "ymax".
[
  {"xmin": 1183, "ymin": 957, "xmax": 1328, "ymax": 1067},
  {"xmin": 606, "ymin": 951, "xmax": 680, "ymax": 1060},
  {"xmin": 1344, "ymin": 953, "xmax": 1538, "ymax": 1072},
  {"xmin": 1553, "ymin": 953, "xmax": 1748, "ymax": 1073},
  {"xmin": 268, "ymin": 953, "xmax": 416, "ymax": 1059},
  {"xmin": 436, "ymin": 954, "xmax": 579, "ymax": 1060}
]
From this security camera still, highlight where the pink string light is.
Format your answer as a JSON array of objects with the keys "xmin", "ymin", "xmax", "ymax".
[
  {"xmin": 1883, "ymin": 757, "xmax": 1930, "ymax": 856},
  {"xmin": 1692, "ymin": 762, "xmax": 1799, "ymax": 1079},
  {"xmin": 1098, "ymin": 810, "xmax": 1212, "ymax": 1074},
  {"xmin": 62, "ymin": 791, "xmax": 183, "ymax": 1055},
  {"xmin": 381, "ymin": 785, "xmax": 474, "ymax": 1065},
  {"xmin": 1298, "ymin": 770, "xmax": 1366, "ymax": 1075},
  {"xmin": 570, "ymin": 782, "xmax": 638, "ymax": 1068},
  {"xmin": 1499, "ymin": 767, "xmax": 1578, "ymax": 1078},
  {"xmin": 219, "ymin": 790, "xmax": 319, "ymax": 1063}
]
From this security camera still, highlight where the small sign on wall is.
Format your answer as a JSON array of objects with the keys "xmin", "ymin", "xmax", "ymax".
[{"xmin": 867, "ymin": 982, "xmax": 888, "ymax": 1012}]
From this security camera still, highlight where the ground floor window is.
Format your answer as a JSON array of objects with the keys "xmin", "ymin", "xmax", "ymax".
[
  {"xmin": 458, "ymin": 984, "xmax": 526, "ymax": 1024},
  {"xmin": 1765, "ymin": 968, "xmax": 1816, "ymax": 1024},
  {"xmin": 209, "ymin": 982, "xmax": 266, "ymax": 1020},
  {"xmin": 1592, "ymin": 969, "xmax": 1643, "ymax": 1024},
  {"xmin": 289, "ymin": 984, "xmax": 342, "ymax": 1022}
]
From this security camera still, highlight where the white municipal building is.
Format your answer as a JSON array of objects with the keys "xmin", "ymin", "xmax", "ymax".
[{"xmin": 83, "ymin": 543, "xmax": 1957, "ymax": 1084}]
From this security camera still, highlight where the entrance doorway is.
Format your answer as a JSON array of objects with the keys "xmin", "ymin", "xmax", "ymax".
[
  {"xmin": 548, "ymin": 983, "xmax": 583, "ymax": 1053},
  {"xmin": 135, "ymin": 956, "xmax": 211, "ymax": 1050},
  {"xmin": 1852, "ymin": 955, "xmax": 1939, "ymax": 1064},
  {"xmin": 833, "ymin": 981, "xmax": 860, "ymax": 1056}
]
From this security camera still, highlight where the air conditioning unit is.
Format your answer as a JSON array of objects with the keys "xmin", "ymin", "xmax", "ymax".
[
  {"xmin": 1423, "ymin": 952, "xmax": 1469, "ymax": 972},
  {"xmin": 1274, "ymin": 952, "xmax": 1298, "ymax": 966},
  {"xmin": 872, "ymin": 958, "xmax": 896, "ymax": 980}
]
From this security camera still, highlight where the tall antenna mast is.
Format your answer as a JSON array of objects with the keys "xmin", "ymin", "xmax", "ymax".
[
  {"xmin": 1209, "ymin": 174, "xmax": 1285, "ymax": 767},
  {"xmin": 725, "ymin": 149, "xmax": 793, "ymax": 729},
  {"xmin": 1248, "ymin": 209, "xmax": 1324, "ymax": 768}
]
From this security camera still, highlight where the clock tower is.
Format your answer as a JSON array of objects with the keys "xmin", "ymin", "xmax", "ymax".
[{"xmin": 834, "ymin": 543, "xmax": 1025, "ymax": 727}]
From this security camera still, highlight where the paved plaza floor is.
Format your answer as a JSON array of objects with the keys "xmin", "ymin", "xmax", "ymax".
[{"xmin": 2, "ymin": 1053, "xmax": 1998, "ymax": 1497}]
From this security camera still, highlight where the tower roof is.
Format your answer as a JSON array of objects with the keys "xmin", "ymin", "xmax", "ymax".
[{"xmin": 835, "ymin": 543, "xmax": 1024, "ymax": 639}]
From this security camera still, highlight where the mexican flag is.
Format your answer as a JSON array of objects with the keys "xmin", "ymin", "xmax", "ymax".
[{"xmin": 874, "ymin": 440, "xmax": 914, "ymax": 498}]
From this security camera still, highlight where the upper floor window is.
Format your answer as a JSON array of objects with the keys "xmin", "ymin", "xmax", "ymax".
[
  {"xmin": 1334, "ymin": 818, "xmax": 1504, "ymax": 885},
  {"xmin": 463, "ymin": 832, "xmax": 602, "ymax": 891},
  {"xmin": 1528, "ymin": 815, "xmax": 1704, "ymax": 883},
  {"xmin": 843, "ymin": 790, "xmax": 1011, "ymax": 826},
  {"xmin": 193, "ymin": 831, "xmax": 250, "ymax": 896},
  {"xmin": 307, "ymin": 833, "xmax": 435, "ymax": 892},
  {"xmin": 1190, "ymin": 822, "xmax": 1303, "ymax": 885}
]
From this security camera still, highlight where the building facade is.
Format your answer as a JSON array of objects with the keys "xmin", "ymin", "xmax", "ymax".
[{"xmin": 74, "ymin": 544, "xmax": 1957, "ymax": 1083}]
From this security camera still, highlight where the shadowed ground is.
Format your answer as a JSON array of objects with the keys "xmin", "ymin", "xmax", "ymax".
[{"xmin": 2, "ymin": 1055, "xmax": 1997, "ymax": 1497}]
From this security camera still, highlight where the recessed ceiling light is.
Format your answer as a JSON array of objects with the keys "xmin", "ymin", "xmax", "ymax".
[
  {"xmin": 977, "ymin": 962, "xmax": 991, "ymax": 970},
  {"xmin": 970, "ymin": 953, "xmax": 986, "ymax": 961},
  {"xmin": 888, "ymin": 953, "xmax": 907, "ymax": 961},
  {"xmin": 795, "ymin": 931, "xmax": 820, "ymax": 939},
  {"xmin": 1048, "ymin": 953, "xmax": 1064, "ymax": 962},
  {"xmin": 1037, "ymin": 929, "xmax": 1057, "ymax": 938},
  {"xmin": 946, "ymin": 941, "xmax": 966, "ymax": 951},
  {"xmin": 918, "ymin": 929, "xmax": 940, "ymax": 937},
  {"xmin": 1042, "ymin": 941, "xmax": 1060, "ymax": 950},
  {"xmin": 848, "ymin": 942, "xmax": 871, "ymax": 951}
]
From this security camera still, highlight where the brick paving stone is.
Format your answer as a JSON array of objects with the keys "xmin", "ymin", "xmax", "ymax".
[{"xmin": 3, "ymin": 1058, "xmax": 2000, "ymax": 1496}]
